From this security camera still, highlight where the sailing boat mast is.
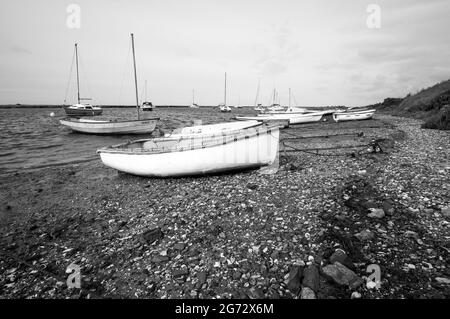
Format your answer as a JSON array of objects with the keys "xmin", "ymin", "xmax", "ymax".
[
  {"xmin": 289, "ymin": 88, "xmax": 291, "ymax": 109},
  {"xmin": 75, "ymin": 43, "xmax": 80, "ymax": 104},
  {"xmin": 254, "ymin": 80, "xmax": 260, "ymax": 106},
  {"xmin": 192, "ymin": 89, "xmax": 195, "ymax": 105},
  {"xmin": 224, "ymin": 72, "xmax": 227, "ymax": 106},
  {"xmin": 131, "ymin": 33, "xmax": 140, "ymax": 120},
  {"xmin": 144, "ymin": 80, "xmax": 147, "ymax": 101}
]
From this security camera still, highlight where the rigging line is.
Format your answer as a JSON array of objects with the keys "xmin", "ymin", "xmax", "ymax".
[
  {"xmin": 291, "ymin": 92, "xmax": 299, "ymax": 106},
  {"xmin": 140, "ymin": 81, "xmax": 147, "ymax": 103},
  {"xmin": 63, "ymin": 46, "xmax": 76, "ymax": 104},
  {"xmin": 118, "ymin": 37, "xmax": 132, "ymax": 106},
  {"xmin": 282, "ymin": 142, "xmax": 370, "ymax": 157},
  {"xmin": 254, "ymin": 79, "xmax": 261, "ymax": 106},
  {"xmin": 77, "ymin": 52, "xmax": 100, "ymax": 105}
]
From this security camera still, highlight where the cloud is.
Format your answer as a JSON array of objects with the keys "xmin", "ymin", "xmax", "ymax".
[
  {"xmin": 251, "ymin": 24, "xmax": 303, "ymax": 77},
  {"xmin": 9, "ymin": 45, "xmax": 32, "ymax": 55}
]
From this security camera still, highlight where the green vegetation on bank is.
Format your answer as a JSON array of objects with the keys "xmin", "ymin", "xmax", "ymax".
[{"xmin": 368, "ymin": 79, "xmax": 450, "ymax": 131}]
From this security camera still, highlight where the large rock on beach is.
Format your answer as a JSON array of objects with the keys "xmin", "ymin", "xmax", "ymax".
[
  {"xmin": 300, "ymin": 287, "xmax": 316, "ymax": 299},
  {"xmin": 355, "ymin": 229, "xmax": 374, "ymax": 241},
  {"xmin": 367, "ymin": 208, "xmax": 385, "ymax": 219},
  {"xmin": 441, "ymin": 207, "xmax": 450, "ymax": 218},
  {"xmin": 329, "ymin": 249, "xmax": 354, "ymax": 270},
  {"xmin": 382, "ymin": 199, "xmax": 395, "ymax": 215},
  {"xmin": 302, "ymin": 265, "xmax": 320, "ymax": 292},
  {"xmin": 142, "ymin": 228, "xmax": 164, "ymax": 245},
  {"xmin": 322, "ymin": 262, "xmax": 363, "ymax": 289},
  {"xmin": 286, "ymin": 265, "xmax": 303, "ymax": 294}
]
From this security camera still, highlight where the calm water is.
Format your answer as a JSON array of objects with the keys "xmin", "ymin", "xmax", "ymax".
[{"xmin": 0, "ymin": 107, "xmax": 255, "ymax": 175}]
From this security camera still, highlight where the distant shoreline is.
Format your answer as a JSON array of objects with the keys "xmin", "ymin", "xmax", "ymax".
[
  {"xmin": 0, "ymin": 104, "xmax": 345, "ymax": 109},
  {"xmin": 0, "ymin": 104, "xmax": 192, "ymax": 109}
]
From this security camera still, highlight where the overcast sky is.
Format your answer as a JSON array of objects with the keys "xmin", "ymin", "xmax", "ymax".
[{"xmin": 0, "ymin": 0, "xmax": 449, "ymax": 106}]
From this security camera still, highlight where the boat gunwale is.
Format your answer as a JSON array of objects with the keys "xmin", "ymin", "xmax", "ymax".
[
  {"xmin": 171, "ymin": 120, "xmax": 261, "ymax": 135},
  {"xmin": 333, "ymin": 109, "xmax": 376, "ymax": 114},
  {"xmin": 60, "ymin": 117, "xmax": 160, "ymax": 124},
  {"xmin": 97, "ymin": 124, "xmax": 279, "ymax": 155}
]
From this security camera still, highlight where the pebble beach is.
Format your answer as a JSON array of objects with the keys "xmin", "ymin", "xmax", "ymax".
[{"xmin": 0, "ymin": 114, "xmax": 449, "ymax": 299}]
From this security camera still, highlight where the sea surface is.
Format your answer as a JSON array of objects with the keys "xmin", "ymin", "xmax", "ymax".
[{"xmin": 0, "ymin": 107, "xmax": 255, "ymax": 175}]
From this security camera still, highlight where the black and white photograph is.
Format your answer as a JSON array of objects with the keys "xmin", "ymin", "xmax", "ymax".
[{"xmin": 0, "ymin": 0, "xmax": 449, "ymax": 307}]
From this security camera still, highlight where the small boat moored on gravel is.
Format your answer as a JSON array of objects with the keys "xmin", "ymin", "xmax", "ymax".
[
  {"xmin": 97, "ymin": 123, "xmax": 280, "ymax": 177},
  {"xmin": 167, "ymin": 120, "xmax": 260, "ymax": 137},
  {"xmin": 332, "ymin": 109, "xmax": 375, "ymax": 122},
  {"xmin": 235, "ymin": 112, "xmax": 324, "ymax": 125}
]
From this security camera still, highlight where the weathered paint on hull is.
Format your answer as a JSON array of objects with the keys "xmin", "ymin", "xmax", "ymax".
[
  {"xmin": 60, "ymin": 119, "xmax": 158, "ymax": 135},
  {"xmin": 98, "ymin": 126, "xmax": 279, "ymax": 177}
]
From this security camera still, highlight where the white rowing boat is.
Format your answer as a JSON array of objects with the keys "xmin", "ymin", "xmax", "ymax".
[
  {"xmin": 332, "ymin": 109, "xmax": 375, "ymax": 122},
  {"xmin": 236, "ymin": 112, "xmax": 324, "ymax": 124},
  {"xmin": 97, "ymin": 124, "xmax": 280, "ymax": 177},
  {"xmin": 168, "ymin": 120, "xmax": 260, "ymax": 137},
  {"xmin": 266, "ymin": 107, "xmax": 340, "ymax": 115},
  {"xmin": 60, "ymin": 118, "xmax": 159, "ymax": 134}
]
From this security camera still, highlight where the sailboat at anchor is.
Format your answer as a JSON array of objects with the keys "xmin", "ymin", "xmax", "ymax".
[
  {"xmin": 62, "ymin": 43, "xmax": 103, "ymax": 116},
  {"xmin": 141, "ymin": 80, "xmax": 154, "ymax": 111},
  {"xmin": 219, "ymin": 72, "xmax": 231, "ymax": 112},
  {"xmin": 60, "ymin": 34, "xmax": 159, "ymax": 134}
]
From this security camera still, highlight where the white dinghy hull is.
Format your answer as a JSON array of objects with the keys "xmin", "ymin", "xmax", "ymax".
[
  {"xmin": 60, "ymin": 118, "xmax": 159, "ymax": 134},
  {"xmin": 168, "ymin": 120, "xmax": 260, "ymax": 136},
  {"xmin": 235, "ymin": 112, "xmax": 324, "ymax": 125},
  {"xmin": 332, "ymin": 109, "xmax": 375, "ymax": 122},
  {"xmin": 97, "ymin": 124, "xmax": 280, "ymax": 177}
]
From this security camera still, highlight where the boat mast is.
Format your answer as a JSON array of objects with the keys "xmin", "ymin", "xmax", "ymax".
[
  {"xmin": 131, "ymin": 33, "xmax": 140, "ymax": 120},
  {"xmin": 289, "ymin": 88, "xmax": 291, "ymax": 109},
  {"xmin": 192, "ymin": 89, "xmax": 195, "ymax": 105},
  {"xmin": 254, "ymin": 80, "xmax": 260, "ymax": 106},
  {"xmin": 145, "ymin": 80, "xmax": 147, "ymax": 101},
  {"xmin": 75, "ymin": 43, "xmax": 80, "ymax": 104},
  {"xmin": 224, "ymin": 72, "xmax": 227, "ymax": 107}
]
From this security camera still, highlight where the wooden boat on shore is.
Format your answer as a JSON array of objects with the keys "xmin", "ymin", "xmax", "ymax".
[
  {"xmin": 167, "ymin": 120, "xmax": 260, "ymax": 137},
  {"xmin": 97, "ymin": 123, "xmax": 280, "ymax": 177},
  {"xmin": 60, "ymin": 118, "xmax": 159, "ymax": 134},
  {"xmin": 332, "ymin": 109, "xmax": 375, "ymax": 122},
  {"xmin": 235, "ymin": 112, "xmax": 324, "ymax": 125}
]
